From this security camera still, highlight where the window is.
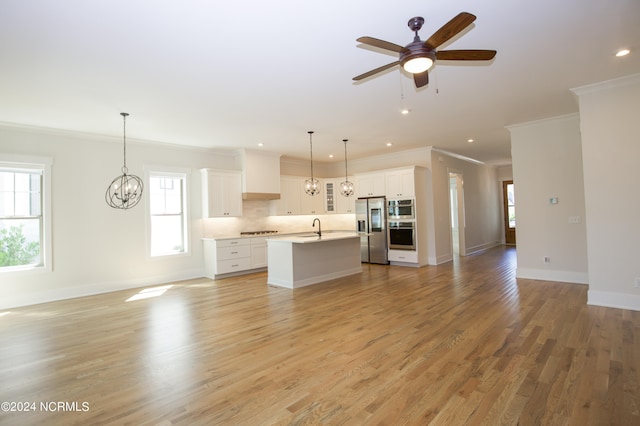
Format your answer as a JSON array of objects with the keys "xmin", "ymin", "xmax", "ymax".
[
  {"xmin": 0, "ymin": 157, "xmax": 51, "ymax": 271},
  {"xmin": 148, "ymin": 171, "xmax": 188, "ymax": 257}
]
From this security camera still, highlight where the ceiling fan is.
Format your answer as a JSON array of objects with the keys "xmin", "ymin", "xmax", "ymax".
[{"xmin": 353, "ymin": 12, "xmax": 496, "ymax": 88}]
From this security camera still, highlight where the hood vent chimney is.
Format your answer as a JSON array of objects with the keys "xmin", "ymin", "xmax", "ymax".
[{"xmin": 241, "ymin": 149, "xmax": 281, "ymax": 200}]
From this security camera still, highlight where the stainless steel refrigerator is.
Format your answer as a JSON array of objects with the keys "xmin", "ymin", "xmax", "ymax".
[{"xmin": 356, "ymin": 197, "xmax": 388, "ymax": 264}]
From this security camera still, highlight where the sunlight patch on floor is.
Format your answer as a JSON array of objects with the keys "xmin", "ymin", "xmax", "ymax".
[{"xmin": 126, "ymin": 285, "xmax": 173, "ymax": 302}]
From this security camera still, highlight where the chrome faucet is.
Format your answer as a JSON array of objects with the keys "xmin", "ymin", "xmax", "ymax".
[{"xmin": 312, "ymin": 218, "xmax": 322, "ymax": 237}]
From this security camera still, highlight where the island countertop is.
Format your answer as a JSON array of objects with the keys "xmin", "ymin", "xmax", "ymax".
[{"xmin": 265, "ymin": 231, "xmax": 357, "ymax": 244}]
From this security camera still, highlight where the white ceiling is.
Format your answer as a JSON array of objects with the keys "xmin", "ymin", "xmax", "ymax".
[{"xmin": 1, "ymin": 0, "xmax": 639, "ymax": 164}]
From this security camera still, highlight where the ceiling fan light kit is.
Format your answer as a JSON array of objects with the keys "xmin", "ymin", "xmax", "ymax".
[{"xmin": 354, "ymin": 12, "xmax": 496, "ymax": 88}]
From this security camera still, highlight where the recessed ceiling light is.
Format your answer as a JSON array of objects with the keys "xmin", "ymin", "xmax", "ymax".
[
  {"xmin": 401, "ymin": 108, "xmax": 411, "ymax": 115},
  {"xmin": 386, "ymin": 142, "xmax": 393, "ymax": 147},
  {"xmin": 468, "ymin": 139, "xmax": 475, "ymax": 143},
  {"xmin": 616, "ymin": 48, "xmax": 630, "ymax": 57},
  {"xmin": 329, "ymin": 154, "xmax": 334, "ymax": 158},
  {"xmin": 257, "ymin": 142, "xmax": 264, "ymax": 147}
]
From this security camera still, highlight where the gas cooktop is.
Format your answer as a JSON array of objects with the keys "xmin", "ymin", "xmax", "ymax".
[{"xmin": 240, "ymin": 230, "xmax": 279, "ymax": 236}]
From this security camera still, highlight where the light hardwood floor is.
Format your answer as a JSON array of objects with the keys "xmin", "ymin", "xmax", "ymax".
[{"xmin": 1, "ymin": 246, "xmax": 639, "ymax": 425}]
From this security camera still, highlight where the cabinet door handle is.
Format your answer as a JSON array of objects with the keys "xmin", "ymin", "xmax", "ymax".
[{"xmin": 231, "ymin": 251, "xmax": 238, "ymax": 254}]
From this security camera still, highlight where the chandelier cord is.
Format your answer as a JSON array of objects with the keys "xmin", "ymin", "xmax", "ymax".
[
  {"xmin": 343, "ymin": 139, "xmax": 348, "ymax": 179},
  {"xmin": 308, "ymin": 131, "xmax": 314, "ymax": 180},
  {"xmin": 121, "ymin": 112, "xmax": 129, "ymax": 174}
]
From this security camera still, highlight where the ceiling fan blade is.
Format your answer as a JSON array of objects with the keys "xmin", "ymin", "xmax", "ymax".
[
  {"xmin": 425, "ymin": 12, "xmax": 476, "ymax": 49},
  {"xmin": 413, "ymin": 71, "xmax": 429, "ymax": 88},
  {"xmin": 436, "ymin": 49, "xmax": 497, "ymax": 61},
  {"xmin": 357, "ymin": 36, "xmax": 406, "ymax": 53},
  {"xmin": 353, "ymin": 61, "xmax": 400, "ymax": 81}
]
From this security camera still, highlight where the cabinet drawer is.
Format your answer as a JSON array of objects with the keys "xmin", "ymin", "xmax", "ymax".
[
  {"xmin": 388, "ymin": 250, "xmax": 418, "ymax": 263},
  {"xmin": 216, "ymin": 238, "xmax": 250, "ymax": 248},
  {"xmin": 216, "ymin": 257, "xmax": 252, "ymax": 274},
  {"xmin": 217, "ymin": 245, "xmax": 251, "ymax": 260}
]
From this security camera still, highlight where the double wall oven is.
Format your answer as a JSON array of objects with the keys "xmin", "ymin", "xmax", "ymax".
[{"xmin": 387, "ymin": 199, "xmax": 416, "ymax": 251}]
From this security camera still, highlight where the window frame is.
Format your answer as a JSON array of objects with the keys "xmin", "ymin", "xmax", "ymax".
[
  {"xmin": 0, "ymin": 154, "xmax": 52, "ymax": 274},
  {"xmin": 145, "ymin": 166, "xmax": 190, "ymax": 259}
]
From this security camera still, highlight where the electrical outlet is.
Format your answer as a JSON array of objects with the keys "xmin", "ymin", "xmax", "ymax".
[
  {"xmin": 544, "ymin": 256, "xmax": 551, "ymax": 264},
  {"xmin": 635, "ymin": 277, "xmax": 640, "ymax": 289}
]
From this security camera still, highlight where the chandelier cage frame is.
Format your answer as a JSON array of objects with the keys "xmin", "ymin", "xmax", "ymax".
[
  {"xmin": 339, "ymin": 139, "xmax": 355, "ymax": 197},
  {"xmin": 304, "ymin": 131, "xmax": 320, "ymax": 196},
  {"xmin": 105, "ymin": 112, "xmax": 144, "ymax": 209}
]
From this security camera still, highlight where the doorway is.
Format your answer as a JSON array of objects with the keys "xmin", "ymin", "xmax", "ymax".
[
  {"xmin": 503, "ymin": 180, "xmax": 516, "ymax": 245},
  {"xmin": 449, "ymin": 172, "xmax": 466, "ymax": 257}
]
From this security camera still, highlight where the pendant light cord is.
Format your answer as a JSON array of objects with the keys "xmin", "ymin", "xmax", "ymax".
[
  {"xmin": 343, "ymin": 139, "xmax": 349, "ymax": 180},
  {"xmin": 308, "ymin": 131, "xmax": 314, "ymax": 180},
  {"xmin": 121, "ymin": 112, "xmax": 129, "ymax": 174}
]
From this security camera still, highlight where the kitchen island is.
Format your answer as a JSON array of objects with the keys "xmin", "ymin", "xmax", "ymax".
[{"xmin": 266, "ymin": 232, "xmax": 361, "ymax": 289}]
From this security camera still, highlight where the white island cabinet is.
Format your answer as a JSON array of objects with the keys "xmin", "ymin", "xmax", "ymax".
[
  {"xmin": 266, "ymin": 232, "xmax": 361, "ymax": 289},
  {"xmin": 203, "ymin": 237, "xmax": 268, "ymax": 279}
]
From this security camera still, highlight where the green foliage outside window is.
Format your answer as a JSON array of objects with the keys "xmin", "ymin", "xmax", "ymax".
[{"xmin": 0, "ymin": 225, "xmax": 40, "ymax": 267}]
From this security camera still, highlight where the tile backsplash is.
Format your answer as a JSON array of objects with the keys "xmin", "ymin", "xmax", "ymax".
[{"xmin": 202, "ymin": 200, "xmax": 356, "ymax": 238}]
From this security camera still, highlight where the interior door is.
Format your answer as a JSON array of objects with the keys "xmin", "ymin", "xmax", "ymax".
[{"xmin": 503, "ymin": 180, "xmax": 516, "ymax": 245}]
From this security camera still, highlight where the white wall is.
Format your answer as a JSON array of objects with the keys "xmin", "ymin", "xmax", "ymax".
[
  {"xmin": 429, "ymin": 149, "xmax": 502, "ymax": 264},
  {"xmin": 508, "ymin": 114, "xmax": 588, "ymax": 284},
  {"xmin": 572, "ymin": 74, "xmax": 640, "ymax": 310},
  {"xmin": 0, "ymin": 124, "xmax": 235, "ymax": 309}
]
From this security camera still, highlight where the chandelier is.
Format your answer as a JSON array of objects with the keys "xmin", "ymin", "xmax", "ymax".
[
  {"xmin": 105, "ymin": 112, "xmax": 144, "ymax": 209},
  {"xmin": 304, "ymin": 131, "xmax": 320, "ymax": 196},
  {"xmin": 339, "ymin": 139, "xmax": 354, "ymax": 197}
]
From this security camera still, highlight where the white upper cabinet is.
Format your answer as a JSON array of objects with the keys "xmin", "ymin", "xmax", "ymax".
[
  {"xmin": 270, "ymin": 176, "xmax": 302, "ymax": 215},
  {"xmin": 300, "ymin": 179, "xmax": 324, "ymax": 215},
  {"xmin": 334, "ymin": 178, "xmax": 356, "ymax": 213},
  {"xmin": 324, "ymin": 180, "xmax": 336, "ymax": 213},
  {"xmin": 201, "ymin": 169, "xmax": 243, "ymax": 218},
  {"xmin": 385, "ymin": 168, "xmax": 415, "ymax": 198},
  {"xmin": 355, "ymin": 172, "xmax": 386, "ymax": 198}
]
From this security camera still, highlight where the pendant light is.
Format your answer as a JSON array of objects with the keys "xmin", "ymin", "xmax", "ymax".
[
  {"xmin": 304, "ymin": 131, "xmax": 320, "ymax": 196},
  {"xmin": 105, "ymin": 112, "xmax": 144, "ymax": 209},
  {"xmin": 339, "ymin": 139, "xmax": 354, "ymax": 197}
]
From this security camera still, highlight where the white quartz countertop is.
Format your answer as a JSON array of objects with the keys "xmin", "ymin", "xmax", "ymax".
[
  {"xmin": 203, "ymin": 231, "xmax": 356, "ymax": 242},
  {"xmin": 266, "ymin": 231, "xmax": 358, "ymax": 244}
]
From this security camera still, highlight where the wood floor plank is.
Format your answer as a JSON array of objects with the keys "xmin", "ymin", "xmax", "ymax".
[{"xmin": 1, "ymin": 246, "xmax": 639, "ymax": 425}]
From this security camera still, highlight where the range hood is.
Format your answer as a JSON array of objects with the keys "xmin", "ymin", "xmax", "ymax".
[{"xmin": 240, "ymin": 149, "xmax": 281, "ymax": 200}]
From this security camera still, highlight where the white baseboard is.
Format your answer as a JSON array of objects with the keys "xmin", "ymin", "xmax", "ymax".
[
  {"xmin": 516, "ymin": 268, "xmax": 589, "ymax": 284},
  {"xmin": 466, "ymin": 241, "xmax": 501, "ymax": 256},
  {"xmin": 588, "ymin": 290, "xmax": 640, "ymax": 312},
  {"xmin": 268, "ymin": 267, "xmax": 362, "ymax": 289},
  {"xmin": 0, "ymin": 268, "xmax": 205, "ymax": 310},
  {"xmin": 435, "ymin": 253, "xmax": 453, "ymax": 265}
]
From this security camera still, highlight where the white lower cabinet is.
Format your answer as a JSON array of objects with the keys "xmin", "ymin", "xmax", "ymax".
[
  {"xmin": 204, "ymin": 237, "xmax": 267, "ymax": 278},
  {"xmin": 250, "ymin": 237, "xmax": 268, "ymax": 268}
]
